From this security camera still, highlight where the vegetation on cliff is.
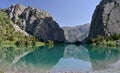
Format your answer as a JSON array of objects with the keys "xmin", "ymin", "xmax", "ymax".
[
  {"xmin": 0, "ymin": 10, "xmax": 44, "ymax": 46},
  {"xmin": 88, "ymin": 34, "xmax": 120, "ymax": 47}
]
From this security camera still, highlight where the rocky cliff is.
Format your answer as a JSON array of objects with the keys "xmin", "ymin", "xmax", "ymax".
[
  {"xmin": 0, "ymin": 10, "xmax": 36, "ymax": 43},
  {"xmin": 63, "ymin": 24, "xmax": 90, "ymax": 43},
  {"xmin": 88, "ymin": 0, "xmax": 120, "ymax": 39},
  {"xmin": 6, "ymin": 4, "xmax": 65, "ymax": 42}
]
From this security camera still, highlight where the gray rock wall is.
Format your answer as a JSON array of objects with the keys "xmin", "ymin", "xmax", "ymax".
[
  {"xmin": 88, "ymin": 0, "xmax": 120, "ymax": 39},
  {"xmin": 7, "ymin": 4, "xmax": 65, "ymax": 42},
  {"xmin": 63, "ymin": 24, "xmax": 90, "ymax": 43}
]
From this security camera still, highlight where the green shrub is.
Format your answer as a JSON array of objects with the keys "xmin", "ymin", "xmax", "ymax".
[
  {"xmin": 46, "ymin": 40, "xmax": 54, "ymax": 48},
  {"xmin": 0, "ymin": 10, "xmax": 43, "ymax": 46},
  {"xmin": 111, "ymin": 33, "xmax": 119, "ymax": 40},
  {"xmin": 88, "ymin": 38, "xmax": 96, "ymax": 44},
  {"xmin": 116, "ymin": 42, "xmax": 120, "ymax": 46},
  {"xmin": 96, "ymin": 35, "xmax": 104, "ymax": 42},
  {"xmin": 107, "ymin": 41, "xmax": 116, "ymax": 47},
  {"xmin": 96, "ymin": 41, "xmax": 100, "ymax": 45},
  {"xmin": 106, "ymin": 33, "xmax": 120, "ymax": 41},
  {"xmin": 0, "ymin": 70, "xmax": 4, "ymax": 73}
]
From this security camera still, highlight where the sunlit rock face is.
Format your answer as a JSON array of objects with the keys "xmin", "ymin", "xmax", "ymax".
[
  {"xmin": 7, "ymin": 4, "xmax": 26, "ymax": 23},
  {"xmin": 88, "ymin": 0, "xmax": 120, "ymax": 39},
  {"xmin": 63, "ymin": 24, "xmax": 90, "ymax": 43},
  {"xmin": 7, "ymin": 4, "xmax": 65, "ymax": 42}
]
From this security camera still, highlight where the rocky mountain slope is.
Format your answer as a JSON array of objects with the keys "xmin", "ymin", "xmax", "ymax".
[
  {"xmin": 5, "ymin": 4, "xmax": 65, "ymax": 43},
  {"xmin": 0, "ymin": 10, "xmax": 37, "ymax": 43},
  {"xmin": 88, "ymin": 0, "xmax": 120, "ymax": 39},
  {"xmin": 63, "ymin": 24, "xmax": 90, "ymax": 43}
]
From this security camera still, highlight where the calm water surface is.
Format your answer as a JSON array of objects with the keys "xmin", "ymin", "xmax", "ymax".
[{"xmin": 0, "ymin": 44, "xmax": 120, "ymax": 73}]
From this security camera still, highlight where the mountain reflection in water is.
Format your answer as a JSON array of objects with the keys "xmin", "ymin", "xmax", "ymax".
[
  {"xmin": 0, "ymin": 44, "xmax": 120, "ymax": 73},
  {"xmin": 51, "ymin": 45, "xmax": 92, "ymax": 73}
]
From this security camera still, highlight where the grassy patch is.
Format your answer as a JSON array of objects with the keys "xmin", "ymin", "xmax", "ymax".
[
  {"xmin": 0, "ymin": 10, "xmax": 45, "ymax": 46},
  {"xmin": 0, "ymin": 70, "xmax": 4, "ymax": 73},
  {"xmin": 0, "ymin": 41, "xmax": 45, "ymax": 47},
  {"xmin": 0, "ymin": 10, "xmax": 7, "ymax": 17}
]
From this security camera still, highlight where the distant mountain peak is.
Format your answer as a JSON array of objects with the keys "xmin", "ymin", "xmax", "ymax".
[{"xmin": 63, "ymin": 23, "xmax": 90, "ymax": 43}]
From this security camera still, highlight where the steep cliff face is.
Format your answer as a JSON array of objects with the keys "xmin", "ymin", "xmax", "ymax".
[
  {"xmin": 7, "ymin": 4, "xmax": 26, "ymax": 23},
  {"xmin": 7, "ymin": 4, "xmax": 65, "ymax": 42},
  {"xmin": 88, "ymin": 0, "xmax": 120, "ymax": 39},
  {"xmin": 63, "ymin": 24, "xmax": 90, "ymax": 43},
  {"xmin": 0, "ymin": 10, "xmax": 36, "ymax": 42}
]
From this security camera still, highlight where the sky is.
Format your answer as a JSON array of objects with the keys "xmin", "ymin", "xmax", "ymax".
[{"xmin": 0, "ymin": 0, "xmax": 101, "ymax": 27}]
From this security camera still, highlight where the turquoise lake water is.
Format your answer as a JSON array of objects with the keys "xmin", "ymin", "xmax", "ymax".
[{"xmin": 0, "ymin": 44, "xmax": 120, "ymax": 73}]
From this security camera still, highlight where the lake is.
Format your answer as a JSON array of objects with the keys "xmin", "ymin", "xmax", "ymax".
[{"xmin": 0, "ymin": 44, "xmax": 120, "ymax": 73}]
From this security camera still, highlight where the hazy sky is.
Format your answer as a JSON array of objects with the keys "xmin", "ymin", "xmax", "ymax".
[{"xmin": 0, "ymin": 0, "xmax": 101, "ymax": 26}]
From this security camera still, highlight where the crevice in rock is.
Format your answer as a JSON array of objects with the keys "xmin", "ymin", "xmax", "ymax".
[
  {"xmin": 115, "ymin": 1, "xmax": 120, "ymax": 7},
  {"xmin": 104, "ymin": 5, "xmax": 114, "ymax": 36},
  {"xmin": 106, "ymin": 7, "xmax": 114, "ymax": 26},
  {"xmin": 106, "ymin": 1, "xmax": 119, "ymax": 27},
  {"xmin": 105, "ymin": 1, "xmax": 120, "ymax": 36},
  {"xmin": 88, "ymin": 0, "xmax": 120, "ymax": 39}
]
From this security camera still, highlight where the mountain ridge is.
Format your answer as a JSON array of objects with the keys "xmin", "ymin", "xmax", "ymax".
[
  {"xmin": 5, "ymin": 4, "xmax": 65, "ymax": 43},
  {"xmin": 63, "ymin": 23, "xmax": 90, "ymax": 43},
  {"xmin": 0, "ymin": 4, "xmax": 90, "ymax": 44}
]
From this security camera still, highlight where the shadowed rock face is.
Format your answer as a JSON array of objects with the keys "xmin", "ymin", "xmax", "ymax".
[
  {"xmin": 88, "ymin": 0, "xmax": 120, "ymax": 39},
  {"xmin": 7, "ymin": 4, "xmax": 65, "ymax": 42}
]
